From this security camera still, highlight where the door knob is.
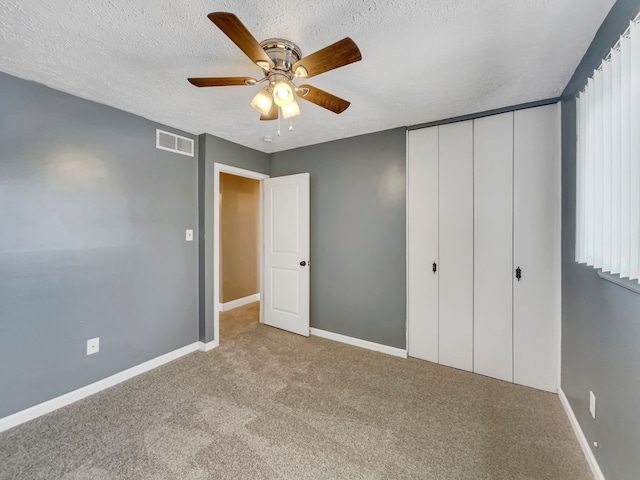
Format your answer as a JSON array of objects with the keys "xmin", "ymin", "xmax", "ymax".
[{"xmin": 300, "ymin": 261, "xmax": 306, "ymax": 267}]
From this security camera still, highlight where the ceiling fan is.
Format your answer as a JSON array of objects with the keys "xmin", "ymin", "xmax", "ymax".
[{"xmin": 188, "ymin": 12, "xmax": 362, "ymax": 122}]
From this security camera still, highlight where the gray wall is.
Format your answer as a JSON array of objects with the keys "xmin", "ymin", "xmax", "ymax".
[
  {"xmin": 198, "ymin": 133, "xmax": 268, "ymax": 342},
  {"xmin": 269, "ymin": 129, "xmax": 407, "ymax": 349},
  {"xmin": 0, "ymin": 72, "xmax": 199, "ymax": 418},
  {"xmin": 561, "ymin": 1, "xmax": 640, "ymax": 479}
]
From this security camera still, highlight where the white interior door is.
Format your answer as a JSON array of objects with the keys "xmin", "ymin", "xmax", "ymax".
[
  {"xmin": 473, "ymin": 112, "xmax": 514, "ymax": 382},
  {"xmin": 513, "ymin": 104, "xmax": 560, "ymax": 392},
  {"xmin": 263, "ymin": 173, "xmax": 310, "ymax": 336},
  {"xmin": 408, "ymin": 127, "xmax": 439, "ymax": 363},
  {"xmin": 438, "ymin": 120, "xmax": 474, "ymax": 372}
]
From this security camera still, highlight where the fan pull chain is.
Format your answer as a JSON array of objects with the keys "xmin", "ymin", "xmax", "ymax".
[
  {"xmin": 277, "ymin": 110, "xmax": 281, "ymax": 136},
  {"xmin": 289, "ymin": 117, "xmax": 293, "ymax": 132}
]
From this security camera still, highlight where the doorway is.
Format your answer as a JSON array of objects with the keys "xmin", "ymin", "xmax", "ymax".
[{"xmin": 213, "ymin": 163, "xmax": 269, "ymax": 344}]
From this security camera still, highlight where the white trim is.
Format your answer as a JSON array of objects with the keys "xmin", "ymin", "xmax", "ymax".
[
  {"xmin": 0, "ymin": 342, "xmax": 201, "ymax": 433},
  {"xmin": 597, "ymin": 269, "xmax": 640, "ymax": 293},
  {"xmin": 557, "ymin": 102, "xmax": 563, "ymax": 394},
  {"xmin": 259, "ymin": 179, "xmax": 265, "ymax": 325},
  {"xmin": 310, "ymin": 328, "xmax": 408, "ymax": 358},
  {"xmin": 198, "ymin": 340, "xmax": 219, "ymax": 352},
  {"xmin": 213, "ymin": 163, "xmax": 269, "ymax": 347},
  {"xmin": 558, "ymin": 388, "xmax": 606, "ymax": 480},
  {"xmin": 405, "ymin": 129, "xmax": 410, "ymax": 354},
  {"xmin": 219, "ymin": 293, "xmax": 261, "ymax": 312}
]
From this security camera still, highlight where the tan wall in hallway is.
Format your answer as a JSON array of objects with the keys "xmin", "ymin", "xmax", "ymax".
[{"xmin": 220, "ymin": 173, "xmax": 260, "ymax": 303}]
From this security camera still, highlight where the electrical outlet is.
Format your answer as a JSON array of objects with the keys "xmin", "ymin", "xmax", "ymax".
[
  {"xmin": 590, "ymin": 390, "xmax": 596, "ymax": 419},
  {"xmin": 87, "ymin": 337, "xmax": 100, "ymax": 356},
  {"xmin": 185, "ymin": 229, "xmax": 193, "ymax": 241}
]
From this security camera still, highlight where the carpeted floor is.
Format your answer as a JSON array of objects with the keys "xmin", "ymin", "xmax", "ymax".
[{"xmin": 0, "ymin": 302, "xmax": 592, "ymax": 479}]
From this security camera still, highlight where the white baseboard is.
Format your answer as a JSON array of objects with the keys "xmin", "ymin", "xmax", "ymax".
[
  {"xmin": 310, "ymin": 328, "xmax": 408, "ymax": 358},
  {"xmin": 558, "ymin": 388, "xmax": 606, "ymax": 480},
  {"xmin": 0, "ymin": 342, "xmax": 201, "ymax": 433},
  {"xmin": 198, "ymin": 339, "xmax": 219, "ymax": 352},
  {"xmin": 219, "ymin": 293, "xmax": 260, "ymax": 312}
]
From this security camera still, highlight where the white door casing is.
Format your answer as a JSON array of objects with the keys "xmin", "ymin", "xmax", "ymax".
[
  {"xmin": 263, "ymin": 173, "xmax": 310, "ymax": 336},
  {"xmin": 213, "ymin": 163, "xmax": 269, "ymax": 349}
]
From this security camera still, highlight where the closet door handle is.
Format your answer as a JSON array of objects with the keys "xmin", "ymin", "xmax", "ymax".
[
  {"xmin": 432, "ymin": 262, "xmax": 437, "ymax": 274},
  {"xmin": 516, "ymin": 266, "xmax": 522, "ymax": 281}
]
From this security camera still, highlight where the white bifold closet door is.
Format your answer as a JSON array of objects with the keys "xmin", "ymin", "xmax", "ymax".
[
  {"xmin": 473, "ymin": 112, "xmax": 514, "ymax": 382},
  {"xmin": 407, "ymin": 127, "xmax": 439, "ymax": 363},
  {"xmin": 513, "ymin": 104, "xmax": 560, "ymax": 392},
  {"xmin": 438, "ymin": 121, "xmax": 474, "ymax": 372}
]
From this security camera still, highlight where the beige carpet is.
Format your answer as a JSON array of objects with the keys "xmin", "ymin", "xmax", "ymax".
[{"xmin": 0, "ymin": 302, "xmax": 591, "ymax": 479}]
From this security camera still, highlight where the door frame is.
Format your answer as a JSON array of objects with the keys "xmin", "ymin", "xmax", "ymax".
[{"xmin": 213, "ymin": 163, "xmax": 269, "ymax": 344}]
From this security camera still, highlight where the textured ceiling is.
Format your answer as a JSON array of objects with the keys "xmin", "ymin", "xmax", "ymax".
[{"xmin": 0, "ymin": 0, "xmax": 615, "ymax": 153}]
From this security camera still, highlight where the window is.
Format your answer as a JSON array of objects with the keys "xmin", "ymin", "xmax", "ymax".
[{"xmin": 576, "ymin": 14, "xmax": 640, "ymax": 287}]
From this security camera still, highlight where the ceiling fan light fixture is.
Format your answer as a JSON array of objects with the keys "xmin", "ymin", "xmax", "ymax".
[
  {"xmin": 273, "ymin": 81, "xmax": 294, "ymax": 107},
  {"xmin": 282, "ymin": 100, "xmax": 301, "ymax": 119},
  {"xmin": 251, "ymin": 88, "xmax": 273, "ymax": 115}
]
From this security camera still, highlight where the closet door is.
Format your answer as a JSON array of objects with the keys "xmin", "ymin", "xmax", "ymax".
[
  {"xmin": 473, "ymin": 112, "xmax": 514, "ymax": 382},
  {"xmin": 513, "ymin": 104, "xmax": 560, "ymax": 392},
  {"xmin": 407, "ymin": 127, "xmax": 439, "ymax": 362},
  {"xmin": 438, "ymin": 121, "xmax": 474, "ymax": 372}
]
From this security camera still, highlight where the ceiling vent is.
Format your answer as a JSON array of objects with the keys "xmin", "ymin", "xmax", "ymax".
[{"xmin": 156, "ymin": 129, "xmax": 194, "ymax": 157}]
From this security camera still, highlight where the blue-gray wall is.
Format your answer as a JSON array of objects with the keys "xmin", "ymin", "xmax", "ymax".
[
  {"xmin": 269, "ymin": 129, "xmax": 407, "ymax": 349},
  {"xmin": 0, "ymin": 72, "xmax": 199, "ymax": 418},
  {"xmin": 561, "ymin": 1, "xmax": 640, "ymax": 479},
  {"xmin": 198, "ymin": 133, "xmax": 268, "ymax": 343}
]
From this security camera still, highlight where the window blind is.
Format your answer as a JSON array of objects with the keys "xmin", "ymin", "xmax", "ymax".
[{"xmin": 576, "ymin": 15, "xmax": 640, "ymax": 283}]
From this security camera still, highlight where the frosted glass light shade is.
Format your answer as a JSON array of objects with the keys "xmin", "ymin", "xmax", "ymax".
[
  {"xmin": 282, "ymin": 100, "xmax": 300, "ymax": 119},
  {"xmin": 251, "ymin": 89, "xmax": 273, "ymax": 115},
  {"xmin": 273, "ymin": 81, "xmax": 294, "ymax": 107}
]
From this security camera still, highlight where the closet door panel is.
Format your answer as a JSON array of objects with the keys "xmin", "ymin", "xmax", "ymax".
[
  {"xmin": 438, "ymin": 120, "xmax": 474, "ymax": 372},
  {"xmin": 407, "ymin": 127, "xmax": 439, "ymax": 362},
  {"xmin": 473, "ymin": 112, "xmax": 514, "ymax": 382},
  {"xmin": 513, "ymin": 104, "xmax": 560, "ymax": 392}
]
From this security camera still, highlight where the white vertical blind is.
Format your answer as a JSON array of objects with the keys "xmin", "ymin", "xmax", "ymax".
[
  {"xmin": 576, "ymin": 15, "xmax": 640, "ymax": 284},
  {"xmin": 630, "ymin": 21, "xmax": 640, "ymax": 280}
]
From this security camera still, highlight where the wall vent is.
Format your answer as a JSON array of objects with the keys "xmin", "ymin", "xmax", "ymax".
[{"xmin": 156, "ymin": 129, "xmax": 194, "ymax": 157}]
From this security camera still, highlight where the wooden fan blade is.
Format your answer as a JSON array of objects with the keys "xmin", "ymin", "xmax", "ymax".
[
  {"xmin": 208, "ymin": 12, "xmax": 274, "ymax": 70},
  {"xmin": 188, "ymin": 77, "xmax": 256, "ymax": 87},
  {"xmin": 292, "ymin": 38, "xmax": 361, "ymax": 79},
  {"xmin": 296, "ymin": 85, "xmax": 350, "ymax": 114},
  {"xmin": 260, "ymin": 101, "xmax": 279, "ymax": 121}
]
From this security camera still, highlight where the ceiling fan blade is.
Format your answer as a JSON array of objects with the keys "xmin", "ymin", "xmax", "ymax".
[
  {"xmin": 188, "ymin": 77, "xmax": 256, "ymax": 87},
  {"xmin": 296, "ymin": 85, "xmax": 351, "ymax": 114},
  {"xmin": 260, "ymin": 102, "xmax": 279, "ymax": 121},
  {"xmin": 208, "ymin": 12, "xmax": 274, "ymax": 70},
  {"xmin": 292, "ymin": 37, "xmax": 362, "ymax": 79}
]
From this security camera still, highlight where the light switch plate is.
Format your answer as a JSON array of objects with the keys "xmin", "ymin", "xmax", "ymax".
[
  {"xmin": 590, "ymin": 391, "xmax": 596, "ymax": 419},
  {"xmin": 186, "ymin": 229, "xmax": 193, "ymax": 241},
  {"xmin": 87, "ymin": 337, "xmax": 100, "ymax": 356}
]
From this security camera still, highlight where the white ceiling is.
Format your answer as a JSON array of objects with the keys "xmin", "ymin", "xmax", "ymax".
[{"xmin": 0, "ymin": 0, "xmax": 614, "ymax": 153}]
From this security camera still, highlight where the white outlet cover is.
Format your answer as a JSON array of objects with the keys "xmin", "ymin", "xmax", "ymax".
[
  {"xmin": 87, "ymin": 337, "xmax": 100, "ymax": 356},
  {"xmin": 590, "ymin": 390, "xmax": 596, "ymax": 419},
  {"xmin": 186, "ymin": 229, "xmax": 193, "ymax": 241}
]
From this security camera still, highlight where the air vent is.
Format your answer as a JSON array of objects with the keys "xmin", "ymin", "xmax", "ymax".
[{"xmin": 156, "ymin": 129, "xmax": 194, "ymax": 157}]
